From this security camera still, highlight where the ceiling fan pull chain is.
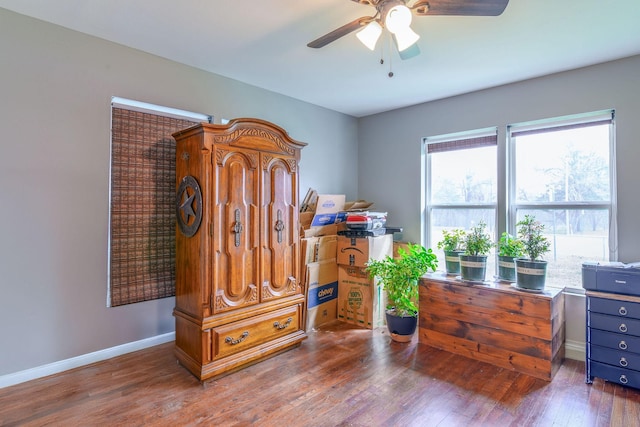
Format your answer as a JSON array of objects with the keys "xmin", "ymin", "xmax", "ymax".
[{"xmin": 388, "ymin": 33, "xmax": 394, "ymax": 77}]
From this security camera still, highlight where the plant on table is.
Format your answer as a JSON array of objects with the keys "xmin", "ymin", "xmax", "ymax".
[
  {"xmin": 517, "ymin": 215, "xmax": 550, "ymax": 261},
  {"xmin": 463, "ymin": 221, "xmax": 493, "ymax": 256},
  {"xmin": 366, "ymin": 243, "xmax": 438, "ymax": 317},
  {"xmin": 436, "ymin": 228, "xmax": 466, "ymax": 252},
  {"xmin": 497, "ymin": 232, "xmax": 524, "ymax": 258}
]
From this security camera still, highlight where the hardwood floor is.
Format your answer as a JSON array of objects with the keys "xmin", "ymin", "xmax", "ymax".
[{"xmin": 2, "ymin": 321, "xmax": 640, "ymax": 427}]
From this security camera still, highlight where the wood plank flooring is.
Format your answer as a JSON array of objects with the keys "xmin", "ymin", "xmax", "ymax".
[{"xmin": 2, "ymin": 321, "xmax": 640, "ymax": 426}]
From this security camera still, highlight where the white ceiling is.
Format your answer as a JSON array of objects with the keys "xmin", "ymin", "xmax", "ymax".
[{"xmin": 2, "ymin": 0, "xmax": 640, "ymax": 117}]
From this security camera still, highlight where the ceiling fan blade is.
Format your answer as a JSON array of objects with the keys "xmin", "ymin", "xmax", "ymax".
[
  {"xmin": 307, "ymin": 16, "xmax": 374, "ymax": 49},
  {"xmin": 412, "ymin": 0, "xmax": 509, "ymax": 16}
]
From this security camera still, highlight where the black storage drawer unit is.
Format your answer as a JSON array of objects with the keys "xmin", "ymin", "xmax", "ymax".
[
  {"xmin": 589, "ymin": 296, "xmax": 640, "ymax": 318},
  {"xmin": 589, "ymin": 312, "xmax": 640, "ymax": 336},
  {"xmin": 589, "ymin": 328, "xmax": 640, "ymax": 354},
  {"xmin": 589, "ymin": 361, "xmax": 640, "ymax": 389},
  {"xmin": 586, "ymin": 291, "xmax": 640, "ymax": 389}
]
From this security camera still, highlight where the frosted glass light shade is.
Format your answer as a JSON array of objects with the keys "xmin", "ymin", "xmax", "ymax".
[
  {"xmin": 394, "ymin": 26, "xmax": 420, "ymax": 51},
  {"xmin": 356, "ymin": 21, "xmax": 383, "ymax": 50},
  {"xmin": 385, "ymin": 5, "xmax": 412, "ymax": 34}
]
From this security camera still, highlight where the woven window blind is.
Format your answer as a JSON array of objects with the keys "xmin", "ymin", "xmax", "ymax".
[
  {"xmin": 427, "ymin": 134, "xmax": 497, "ymax": 153},
  {"xmin": 109, "ymin": 107, "xmax": 200, "ymax": 306}
]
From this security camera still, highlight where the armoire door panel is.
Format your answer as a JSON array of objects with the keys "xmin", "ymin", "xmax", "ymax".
[
  {"xmin": 212, "ymin": 149, "xmax": 260, "ymax": 312},
  {"xmin": 262, "ymin": 156, "xmax": 299, "ymax": 300}
]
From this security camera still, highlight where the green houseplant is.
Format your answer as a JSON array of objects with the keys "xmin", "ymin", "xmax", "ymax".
[
  {"xmin": 366, "ymin": 243, "xmax": 438, "ymax": 342},
  {"xmin": 515, "ymin": 215, "xmax": 551, "ymax": 290},
  {"xmin": 459, "ymin": 221, "xmax": 493, "ymax": 282},
  {"xmin": 436, "ymin": 228, "xmax": 466, "ymax": 275},
  {"xmin": 496, "ymin": 232, "xmax": 524, "ymax": 282}
]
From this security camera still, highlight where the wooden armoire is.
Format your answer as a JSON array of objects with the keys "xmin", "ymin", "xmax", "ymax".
[{"xmin": 172, "ymin": 118, "xmax": 307, "ymax": 381}]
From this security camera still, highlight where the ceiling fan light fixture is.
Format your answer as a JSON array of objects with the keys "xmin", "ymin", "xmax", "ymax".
[
  {"xmin": 394, "ymin": 26, "xmax": 420, "ymax": 52},
  {"xmin": 356, "ymin": 20, "xmax": 383, "ymax": 50},
  {"xmin": 384, "ymin": 4, "xmax": 412, "ymax": 34}
]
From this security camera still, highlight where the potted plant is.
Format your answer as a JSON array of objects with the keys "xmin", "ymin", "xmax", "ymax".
[
  {"xmin": 436, "ymin": 228, "xmax": 466, "ymax": 275},
  {"xmin": 459, "ymin": 221, "xmax": 493, "ymax": 282},
  {"xmin": 515, "ymin": 215, "xmax": 551, "ymax": 290},
  {"xmin": 366, "ymin": 243, "xmax": 438, "ymax": 342},
  {"xmin": 496, "ymin": 232, "xmax": 524, "ymax": 282}
]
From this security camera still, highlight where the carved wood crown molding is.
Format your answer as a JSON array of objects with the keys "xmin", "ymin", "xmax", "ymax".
[
  {"xmin": 213, "ymin": 127, "xmax": 295, "ymax": 155},
  {"xmin": 215, "ymin": 148, "xmax": 259, "ymax": 169},
  {"xmin": 262, "ymin": 154, "xmax": 298, "ymax": 172}
]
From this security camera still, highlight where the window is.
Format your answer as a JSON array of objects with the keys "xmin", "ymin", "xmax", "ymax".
[
  {"xmin": 423, "ymin": 111, "xmax": 615, "ymax": 290},
  {"xmin": 108, "ymin": 97, "xmax": 211, "ymax": 306},
  {"xmin": 424, "ymin": 128, "xmax": 498, "ymax": 275},
  {"xmin": 508, "ymin": 111, "xmax": 616, "ymax": 289}
]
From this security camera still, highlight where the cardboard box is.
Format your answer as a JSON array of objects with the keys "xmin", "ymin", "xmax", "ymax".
[
  {"xmin": 310, "ymin": 194, "xmax": 346, "ymax": 227},
  {"xmin": 305, "ymin": 259, "xmax": 339, "ymax": 331},
  {"xmin": 303, "ymin": 223, "xmax": 339, "ymax": 238},
  {"xmin": 343, "ymin": 200, "xmax": 374, "ymax": 211},
  {"xmin": 336, "ymin": 234, "xmax": 393, "ymax": 267},
  {"xmin": 300, "ymin": 211, "xmax": 314, "ymax": 229},
  {"xmin": 337, "ymin": 265, "xmax": 387, "ymax": 329}
]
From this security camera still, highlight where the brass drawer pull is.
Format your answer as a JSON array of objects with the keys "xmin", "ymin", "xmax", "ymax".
[
  {"xmin": 225, "ymin": 331, "xmax": 249, "ymax": 345},
  {"xmin": 274, "ymin": 317, "xmax": 293, "ymax": 330}
]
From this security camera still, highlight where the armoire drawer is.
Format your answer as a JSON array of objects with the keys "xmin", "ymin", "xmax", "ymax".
[
  {"xmin": 212, "ymin": 305, "xmax": 301, "ymax": 359},
  {"xmin": 589, "ymin": 360, "xmax": 640, "ymax": 389},
  {"xmin": 589, "ymin": 328, "xmax": 640, "ymax": 354},
  {"xmin": 588, "ymin": 312, "xmax": 640, "ymax": 337},
  {"xmin": 589, "ymin": 296, "xmax": 640, "ymax": 319},
  {"xmin": 589, "ymin": 344, "xmax": 640, "ymax": 372}
]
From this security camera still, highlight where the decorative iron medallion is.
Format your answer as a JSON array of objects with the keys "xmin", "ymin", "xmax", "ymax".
[{"xmin": 176, "ymin": 175, "xmax": 202, "ymax": 237}]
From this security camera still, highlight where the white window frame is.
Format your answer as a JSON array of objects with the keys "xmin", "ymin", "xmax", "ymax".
[
  {"xmin": 421, "ymin": 111, "xmax": 616, "ymax": 290},
  {"xmin": 507, "ymin": 110, "xmax": 617, "ymax": 289},
  {"xmin": 423, "ymin": 127, "xmax": 498, "ymax": 253}
]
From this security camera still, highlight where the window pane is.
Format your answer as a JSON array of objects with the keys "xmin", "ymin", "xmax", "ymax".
[
  {"xmin": 516, "ymin": 209, "xmax": 610, "ymax": 288},
  {"xmin": 514, "ymin": 125, "xmax": 610, "ymax": 203},
  {"xmin": 431, "ymin": 208, "xmax": 496, "ymax": 276},
  {"xmin": 431, "ymin": 146, "xmax": 497, "ymax": 204}
]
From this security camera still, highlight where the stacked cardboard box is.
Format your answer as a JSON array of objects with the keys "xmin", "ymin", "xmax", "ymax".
[
  {"xmin": 336, "ymin": 234, "xmax": 393, "ymax": 329},
  {"xmin": 301, "ymin": 235, "xmax": 338, "ymax": 332},
  {"xmin": 299, "ymin": 190, "xmax": 386, "ymax": 331},
  {"xmin": 300, "ymin": 192, "xmax": 346, "ymax": 238}
]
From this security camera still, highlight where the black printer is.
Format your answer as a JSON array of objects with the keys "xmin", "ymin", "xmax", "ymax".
[{"xmin": 582, "ymin": 261, "xmax": 640, "ymax": 297}]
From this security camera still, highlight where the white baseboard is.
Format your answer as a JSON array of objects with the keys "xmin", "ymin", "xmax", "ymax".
[
  {"xmin": 0, "ymin": 332, "xmax": 175, "ymax": 389},
  {"xmin": 565, "ymin": 339, "xmax": 586, "ymax": 362}
]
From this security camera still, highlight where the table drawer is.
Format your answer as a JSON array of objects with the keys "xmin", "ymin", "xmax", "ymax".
[
  {"xmin": 588, "ymin": 312, "xmax": 640, "ymax": 337},
  {"xmin": 589, "ymin": 360, "xmax": 640, "ymax": 389},
  {"xmin": 589, "ymin": 296, "xmax": 640, "ymax": 319},
  {"xmin": 211, "ymin": 305, "xmax": 300, "ymax": 359},
  {"xmin": 589, "ymin": 328, "xmax": 640, "ymax": 354},
  {"xmin": 589, "ymin": 344, "xmax": 640, "ymax": 372}
]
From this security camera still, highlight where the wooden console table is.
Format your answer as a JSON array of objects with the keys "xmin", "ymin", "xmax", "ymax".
[{"xmin": 419, "ymin": 274, "xmax": 565, "ymax": 381}]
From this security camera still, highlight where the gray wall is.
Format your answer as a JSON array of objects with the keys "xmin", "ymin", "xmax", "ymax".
[
  {"xmin": 0, "ymin": 8, "xmax": 358, "ymax": 376},
  {"xmin": 357, "ymin": 55, "xmax": 640, "ymax": 352}
]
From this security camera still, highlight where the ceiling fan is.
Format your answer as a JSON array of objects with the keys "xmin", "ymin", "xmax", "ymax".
[{"xmin": 307, "ymin": 0, "xmax": 509, "ymax": 59}]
